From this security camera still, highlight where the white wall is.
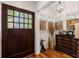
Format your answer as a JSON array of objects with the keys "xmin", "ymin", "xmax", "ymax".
[
  {"xmin": 0, "ymin": 1, "xmax": 36, "ymax": 57},
  {"xmin": 35, "ymin": 2, "xmax": 55, "ymax": 54},
  {"xmin": 1, "ymin": 1, "xmax": 36, "ymax": 12},
  {"xmin": 35, "ymin": 13, "xmax": 50, "ymax": 54}
]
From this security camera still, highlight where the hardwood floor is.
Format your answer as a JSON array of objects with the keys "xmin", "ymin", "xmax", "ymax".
[{"xmin": 24, "ymin": 50, "xmax": 73, "ymax": 58}]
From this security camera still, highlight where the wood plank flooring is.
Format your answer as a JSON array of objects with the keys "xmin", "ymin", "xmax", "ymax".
[{"xmin": 24, "ymin": 50, "xmax": 73, "ymax": 58}]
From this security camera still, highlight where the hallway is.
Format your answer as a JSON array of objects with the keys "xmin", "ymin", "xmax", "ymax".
[{"xmin": 0, "ymin": 1, "xmax": 79, "ymax": 58}]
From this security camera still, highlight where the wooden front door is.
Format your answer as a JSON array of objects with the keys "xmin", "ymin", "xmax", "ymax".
[{"xmin": 2, "ymin": 4, "xmax": 35, "ymax": 58}]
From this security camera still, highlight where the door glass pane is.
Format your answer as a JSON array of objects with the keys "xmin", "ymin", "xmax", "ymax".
[
  {"xmin": 14, "ymin": 11, "xmax": 19, "ymax": 17},
  {"xmin": 29, "ymin": 24, "xmax": 32, "ymax": 29},
  {"xmin": 25, "ymin": 19, "xmax": 28, "ymax": 23},
  {"xmin": 20, "ymin": 23, "xmax": 23, "ymax": 28},
  {"xmin": 14, "ymin": 23, "xmax": 19, "ymax": 28},
  {"xmin": 8, "ymin": 16, "xmax": 13, "ymax": 22},
  {"xmin": 25, "ymin": 24, "xmax": 28, "ymax": 28},
  {"xmin": 20, "ymin": 12, "xmax": 24, "ymax": 18},
  {"xmin": 29, "ymin": 14, "xmax": 32, "ymax": 19},
  {"xmin": 25, "ymin": 13, "xmax": 28, "ymax": 18},
  {"xmin": 8, "ymin": 23, "xmax": 13, "ymax": 28},
  {"xmin": 14, "ymin": 17, "xmax": 19, "ymax": 22},
  {"xmin": 8, "ymin": 10, "xmax": 33, "ymax": 29},
  {"xmin": 29, "ymin": 20, "xmax": 32, "ymax": 24},
  {"xmin": 8, "ymin": 9, "xmax": 13, "ymax": 16},
  {"xmin": 20, "ymin": 18, "xmax": 24, "ymax": 23}
]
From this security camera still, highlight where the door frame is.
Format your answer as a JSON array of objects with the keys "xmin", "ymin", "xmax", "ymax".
[{"xmin": 2, "ymin": 3, "xmax": 35, "ymax": 58}]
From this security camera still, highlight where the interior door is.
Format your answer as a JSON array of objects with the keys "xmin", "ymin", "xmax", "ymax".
[{"xmin": 2, "ymin": 4, "xmax": 35, "ymax": 58}]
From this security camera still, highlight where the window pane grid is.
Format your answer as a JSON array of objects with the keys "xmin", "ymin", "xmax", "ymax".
[
  {"xmin": 13, "ymin": 10, "xmax": 14, "ymax": 28},
  {"xmin": 8, "ymin": 22, "xmax": 14, "ymax": 23},
  {"xmin": 8, "ymin": 16, "xmax": 13, "ymax": 22},
  {"xmin": 20, "ymin": 17, "xmax": 24, "ymax": 23},
  {"xmin": 14, "ymin": 11, "xmax": 19, "ymax": 17},
  {"xmin": 8, "ymin": 9, "xmax": 33, "ymax": 29},
  {"xmin": 24, "ymin": 19, "xmax": 28, "ymax": 23},
  {"xmin": 29, "ymin": 24, "xmax": 32, "ymax": 29},
  {"xmin": 13, "ymin": 16, "xmax": 20, "ymax": 18},
  {"xmin": 24, "ymin": 18, "xmax": 29, "ymax": 19},
  {"xmin": 24, "ymin": 23, "xmax": 29, "ymax": 28},
  {"xmin": 20, "ymin": 23, "xmax": 24, "ymax": 28},
  {"xmin": 8, "ymin": 23, "xmax": 13, "ymax": 28},
  {"xmin": 29, "ymin": 14, "xmax": 32, "ymax": 19},
  {"xmin": 14, "ymin": 23, "xmax": 19, "ymax": 28},
  {"xmin": 20, "ymin": 12, "xmax": 24, "ymax": 18},
  {"xmin": 8, "ymin": 9, "xmax": 13, "ymax": 16},
  {"xmin": 14, "ymin": 17, "xmax": 19, "ymax": 23},
  {"xmin": 29, "ymin": 23, "xmax": 32, "ymax": 25},
  {"xmin": 8, "ymin": 15, "xmax": 14, "ymax": 17},
  {"xmin": 19, "ymin": 17, "xmax": 25, "ymax": 18},
  {"xmin": 10, "ymin": 22, "xmax": 29, "ymax": 24},
  {"xmin": 24, "ymin": 13, "xmax": 29, "ymax": 18},
  {"xmin": 28, "ymin": 20, "xmax": 32, "ymax": 23}
]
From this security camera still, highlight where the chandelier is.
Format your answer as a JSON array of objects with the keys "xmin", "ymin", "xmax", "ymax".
[{"xmin": 56, "ymin": 1, "xmax": 65, "ymax": 13}]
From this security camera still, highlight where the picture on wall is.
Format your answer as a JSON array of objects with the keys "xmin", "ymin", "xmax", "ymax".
[
  {"xmin": 55, "ymin": 21, "xmax": 63, "ymax": 30},
  {"xmin": 40, "ymin": 20, "xmax": 46, "ymax": 31},
  {"xmin": 67, "ymin": 18, "xmax": 79, "ymax": 30}
]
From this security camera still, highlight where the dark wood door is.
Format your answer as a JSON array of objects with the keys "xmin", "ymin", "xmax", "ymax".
[{"xmin": 2, "ymin": 4, "xmax": 35, "ymax": 58}]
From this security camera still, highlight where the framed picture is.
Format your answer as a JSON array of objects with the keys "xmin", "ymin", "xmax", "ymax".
[
  {"xmin": 40, "ymin": 20, "xmax": 46, "ymax": 31},
  {"xmin": 48, "ymin": 22, "xmax": 55, "ymax": 32}
]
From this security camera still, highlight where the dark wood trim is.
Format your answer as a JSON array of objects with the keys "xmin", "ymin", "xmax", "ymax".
[
  {"xmin": 7, "ymin": 49, "xmax": 34, "ymax": 58},
  {"xmin": 33, "ymin": 12, "xmax": 35, "ymax": 53},
  {"xmin": 2, "ymin": 3, "xmax": 8, "ymax": 58}
]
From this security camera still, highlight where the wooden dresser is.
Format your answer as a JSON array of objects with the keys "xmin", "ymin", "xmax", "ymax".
[{"xmin": 56, "ymin": 34, "xmax": 79, "ymax": 57}]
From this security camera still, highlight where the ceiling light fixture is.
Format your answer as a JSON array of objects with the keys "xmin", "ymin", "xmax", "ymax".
[{"xmin": 56, "ymin": 1, "xmax": 65, "ymax": 13}]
